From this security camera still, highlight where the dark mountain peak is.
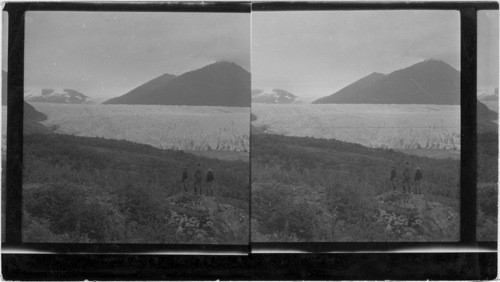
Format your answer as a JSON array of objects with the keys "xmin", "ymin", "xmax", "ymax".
[
  {"xmin": 421, "ymin": 58, "xmax": 451, "ymax": 65},
  {"xmin": 408, "ymin": 59, "xmax": 459, "ymax": 74},
  {"xmin": 214, "ymin": 60, "xmax": 242, "ymax": 67},
  {"xmin": 155, "ymin": 72, "xmax": 177, "ymax": 80},
  {"xmin": 357, "ymin": 72, "xmax": 386, "ymax": 83},
  {"xmin": 423, "ymin": 57, "xmax": 442, "ymax": 62},
  {"xmin": 197, "ymin": 61, "xmax": 248, "ymax": 74},
  {"xmin": 215, "ymin": 59, "xmax": 236, "ymax": 64},
  {"xmin": 313, "ymin": 70, "xmax": 386, "ymax": 104},
  {"xmin": 103, "ymin": 73, "xmax": 177, "ymax": 105},
  {"xmin": 367, "ymin": 72, "xmax": 385, "ymax": 78},
  {"xmin": 104, "ymin": 62, "xmax": 250, "ymax": 107},
  {"xmin": 313, "ymin": 60, "xmax": 460, "ymax": 105},
  {"xmin": 143, "ymin": 72, "xmax": 177, "ymax": 85}
]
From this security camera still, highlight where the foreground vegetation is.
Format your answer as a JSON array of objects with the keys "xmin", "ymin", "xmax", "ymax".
[
  {"xmin": 22, "ymin": 133, "xmax": 249, "ymax": 243},
  {"xmin": 477, "ymin": 131, "xmax": 498, "ymax": 241},
  {"xmin": 251, "ymin": 133, "xmax": 460, "ymax": 242}
]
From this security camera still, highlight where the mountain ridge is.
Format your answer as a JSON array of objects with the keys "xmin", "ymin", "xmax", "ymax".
[
  {"xmin": 104, "ymin": 61, "xmax": 250, "ymax": 107},
  {"xmin": 313, "ymin": 59, "xmax": 460, "ymax": 105},
  {"xmin": 103, "ymin": 73, "xmax": 177, "ymax": 105}
]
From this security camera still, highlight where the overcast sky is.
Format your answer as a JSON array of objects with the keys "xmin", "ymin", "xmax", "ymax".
[
  {"xmin": 24, "ymin": 11, "xmax": 250, "ymax": 99},
  {"xmin": 252, "ymin": 10, "xmax": 460, "ymax": 100},
  {"xmin": 478, "ymin": 10, "xmax": 499, "ymax": 94},
  {"xmin": 2, "ymin": 12, "xmax": 7, "ymax": 71}
]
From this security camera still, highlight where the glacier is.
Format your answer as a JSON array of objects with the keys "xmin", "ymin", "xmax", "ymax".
[
  {"xmin": 29, "ymin": 103, "xmax": 250, "ymax": 152},
  {"xmin": 252, "ymin": 103, "xmax": 461, "ymax": 150}
]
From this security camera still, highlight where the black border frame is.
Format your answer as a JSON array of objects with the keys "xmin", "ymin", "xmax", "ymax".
[{"xmin": 2, "ymin": 1, "xmax": 499, "ymax": 280}]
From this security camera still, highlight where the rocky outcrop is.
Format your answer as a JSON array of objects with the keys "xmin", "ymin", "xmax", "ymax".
[
  {"xmin": 165, "ymin": 193, "xmax": 248, "ymax": 243},
  {"xmin": 375, "ymin": 191, "xmax": 459, "ymax": 241}
]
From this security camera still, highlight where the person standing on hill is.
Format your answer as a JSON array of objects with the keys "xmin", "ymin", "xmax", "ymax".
[
  {"xmin": 194, "ymin": 163, "xmax": 203, "ymax": 196},
  {"xmin": 206, "ymin": 168, "xmax": 215, "ymax": 196},
  {"xmin": 414, "ymin": 166, "xmax": 423, "ymax": 194},
  {"xmin": 402, "ymin": 161, "xmax": 412, "ymax": 193},
  {"xmin": 390, "ymin": 166, "xmax": 397, "ymax": 191},
  {"xmin": 181, "ymin": 168, "xmax": 189, "ymax": 193}
]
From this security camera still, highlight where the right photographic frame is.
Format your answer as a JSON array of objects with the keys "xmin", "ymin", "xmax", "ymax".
[
  {"xmin": 251, "ymin": 9, "xmax": 461, "ymax": 243},
  {"xmin": 477, "ymin": 10, "xmax": 498, "ymax": 242}
]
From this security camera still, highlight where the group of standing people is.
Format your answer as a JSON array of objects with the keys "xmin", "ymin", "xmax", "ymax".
[
  {"xmin": 181, "ymin": 163, "xmax": 216, "ymax": 196},
  {"xmin": 390, "ymin": 161, "xmax": 423, "ymax": 194}
]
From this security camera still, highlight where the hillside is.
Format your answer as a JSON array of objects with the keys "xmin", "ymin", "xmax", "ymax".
[
  {"xmin": 24, "ymin": 102, "xmax": 47, "ymax": 123},
  {"xmin": 104, "ymin": 61, "xmax": 250, "ymax": 107},
  {"xmin": 481, "ymin": 101, "xmax": 499, "ymax": 113},
  {"xmin": 313, "ymin": 72, "xmax": 384, "ymax": 104},
  {"xmin": 101, "ymin": 73, "xmax": 177, "ymax": 105},
  {"xmin": 479, "ymin": 94, "xmax": 499, "ymax": 102},
  {"xmin": 478, "ymin": 100, "xmax": 498, "ymax": 122},
  {"xmin": 22, "ymin": 133, "xmax": 249, "ymax": 243},
  {"xmin": 25, "ymin": 88, "xmax": 90, "ymax": 104},
  {"xmin": 313, "ymin": 59, "xmax": 460, "ymax": 105},
  {"xmin": 477, "ymin": 100, "xmax": 498, "ymax": 134},
  {"xmin": 252, "ymin": 88, "xmax": 298, "ymax": 104},
  {"xmin": 252, "ymin": 103, "xmax": 460, "ymax": 151},
  {"xmin": 2, "ymin": 101, "xmax": 52, "ymax": 153},
  {"xmin": 23, "ymin": 102, "xmax": 53, "ymax": 135},
  {"xmin": 251, "ymin": 133, "xmax": 459, "ymax": 242}
]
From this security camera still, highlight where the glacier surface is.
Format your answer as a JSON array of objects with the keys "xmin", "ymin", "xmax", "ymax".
[
  {"xmin": 30, "ymin": 103, "xmax": 250, "ymax": 152},
  {"xmin": 252, "ymin": 103, "xmax": 461, "ymax": 150}
]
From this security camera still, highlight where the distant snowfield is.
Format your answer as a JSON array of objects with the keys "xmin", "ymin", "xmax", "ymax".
[
  {"xmin": 31, "ymin": 103, "xmax": 250, "ymax": 152},
  {"xmin": 252, "ymin": 103, "xmax": 461, "ymax": 150}
]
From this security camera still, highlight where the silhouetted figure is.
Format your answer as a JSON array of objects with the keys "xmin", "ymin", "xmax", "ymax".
[
  {"xmin": 206, "ymin": 168, "xmax": 215, "ymax": 196},
  {"xmin": 194, "ymin": 163, "xmax": 203, "ymax": 195},
  {"xmin": 402, "ymin": 161, "xmax": 411, "ymax": 193},
  {"xmin": 181, "ymin": 168, "xmax": 189, "ymax": 193},
  {"xmin": 414, "ymin": 166, "xmax": 423, "ymax": 194},
  {"xmin": 390, "ymin": 166, "xmax": 397, "ymax": 191}
]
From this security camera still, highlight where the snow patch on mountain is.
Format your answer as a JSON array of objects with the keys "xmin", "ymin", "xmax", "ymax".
[
  {"xmin": 252, "ymin": 88, "xmax": 298, "ymax": 104},
  {"xmin": 25, "ymin": 88, "xmax": 90, "ymax": 104}
]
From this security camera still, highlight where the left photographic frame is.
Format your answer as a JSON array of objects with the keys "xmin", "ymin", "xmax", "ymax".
[{"xmin": 4, "ymin": 2, "xmax": 251, "ymax": 253}]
